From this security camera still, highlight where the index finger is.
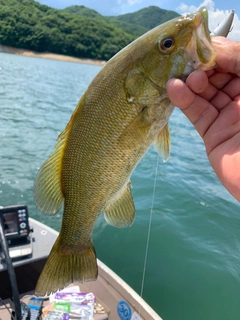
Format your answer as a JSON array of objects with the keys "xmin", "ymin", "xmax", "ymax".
[{"xmin": 166, "ymin": 78, "xmax": 219, "ymax": 138}]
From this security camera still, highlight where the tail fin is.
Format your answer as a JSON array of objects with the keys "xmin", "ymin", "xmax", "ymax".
[{"xmin": 35, "ymin": 236, "xmax": 98, "ymax": 296}]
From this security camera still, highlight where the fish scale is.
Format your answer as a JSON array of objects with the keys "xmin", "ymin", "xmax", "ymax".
[{"xmin": 34, "ymin": 7, "xmax": 218, "ymax": 295}]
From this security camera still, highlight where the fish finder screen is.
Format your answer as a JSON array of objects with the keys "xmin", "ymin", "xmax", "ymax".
[{"xmin": 2, "ymin": 212, "xmax": 18, "ymax": 235}]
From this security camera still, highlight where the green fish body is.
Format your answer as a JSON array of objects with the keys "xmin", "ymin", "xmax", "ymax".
[{"xmin": 34, "ymin": 7, "xmax": 216, "ymax": 295}]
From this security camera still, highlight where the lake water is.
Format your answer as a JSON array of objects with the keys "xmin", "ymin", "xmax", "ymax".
[{"xmin": 1, "ymin": 52, "xmax": 240, "ymax": 320}]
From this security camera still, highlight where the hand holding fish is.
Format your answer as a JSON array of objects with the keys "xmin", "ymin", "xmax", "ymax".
[{"xmin": 166, "ymin": 37, "xmax": 240, "ymax": 201}]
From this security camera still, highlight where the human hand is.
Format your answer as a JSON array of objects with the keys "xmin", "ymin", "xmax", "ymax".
[{"xmin": 166, "ymin": 37, "xmax": 240, "ymax": 201}]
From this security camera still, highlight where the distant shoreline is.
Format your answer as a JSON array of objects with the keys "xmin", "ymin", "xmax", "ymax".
[{"xmin": 0, "ymin": 44, "xmax": 106, "ymax": 66}]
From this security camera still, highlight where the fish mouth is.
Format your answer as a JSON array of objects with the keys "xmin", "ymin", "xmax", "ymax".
[{"xmin": 186, "ymin": 7, "xmax": 216, "ymax": 71}]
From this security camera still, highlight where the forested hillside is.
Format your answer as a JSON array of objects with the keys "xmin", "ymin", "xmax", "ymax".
[
  {"xmin": 108, "ymin": 6, "xmax": 179, "ymax": 30},
  {"xmin": 0, "ymin": 0, "xmax": 179, "ymax": 61}
]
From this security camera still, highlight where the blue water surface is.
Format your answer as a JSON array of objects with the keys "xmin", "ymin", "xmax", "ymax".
[{"xmin": 1, "ymin": 52, "xmax": 240, "ymax": 320}]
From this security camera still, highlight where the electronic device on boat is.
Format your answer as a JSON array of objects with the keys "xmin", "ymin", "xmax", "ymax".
[{"xmin": 0, "ymin": 205, "xmax": 33, "ymax": 260}]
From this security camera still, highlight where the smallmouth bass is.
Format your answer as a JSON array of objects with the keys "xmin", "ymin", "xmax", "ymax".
[{"xmin": 34, "ymin": 7, "xmax": 216, "ymax": 295}]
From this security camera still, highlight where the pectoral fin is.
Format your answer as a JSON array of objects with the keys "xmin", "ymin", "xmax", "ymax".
[
  {"xmin": 118, "ymin": 109, "xmax": 152, "ymax": 151},
  {"xmin": 104, "ymin": 182, "xmax": 135, "ymax": 228},
  {"xmin": 154, "ymin": 123, "xmax": 171, "ymax": 161},
  {"xmin": 119, "ymin": 67, "xmax": 162, "ymax": 151}
]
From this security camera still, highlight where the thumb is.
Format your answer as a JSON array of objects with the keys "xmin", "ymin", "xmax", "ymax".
[{"xmin": 212, "ymin": 37, "xmax": 240, "ymax": 76}]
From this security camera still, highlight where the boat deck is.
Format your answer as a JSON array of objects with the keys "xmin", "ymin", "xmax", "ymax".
[
  {"xmin": 1, "ymin": 288, "xmax": 110, "ymax": 319},
  {"xmin": 0, "ymin": 218, "xmax": 162, "ymax": 320},
  {"xmin": 0, "ymin": 219, "xmax": 109, "ymax": 319}
]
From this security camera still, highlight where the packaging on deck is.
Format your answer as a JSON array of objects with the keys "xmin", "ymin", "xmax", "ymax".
[
  {"xmin": 54, "ymin": 292, "xmax": 95, "ymax": 304},
  {"xmin": 43, "ymin": 292, "xmax": 95, "ymax": 320},
  {"xmin": 45, "ymin": 311, "xmax": 69, "ymax": 320}
]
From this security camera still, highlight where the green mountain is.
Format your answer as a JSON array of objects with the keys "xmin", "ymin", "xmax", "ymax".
[
  {"xmin": 63, "ymin": 5, "xmax": 148, "ymax": 37},
  {"xmin": 0, "ymin": 0, "xmax": 179, "ymax": 61},
  {"xmin": 109, "ymin": 6, "xmax": 179, "ymax": 30},
  {"xmin": 63, "ymin": 5, "xmax": 104, "ymax": 20},
  {"xmin": 64, "ymin": 5, "xmax": 179, "ymax": 38}
]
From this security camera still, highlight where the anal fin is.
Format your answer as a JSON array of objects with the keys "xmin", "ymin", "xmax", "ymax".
[
  {"xmin": 104, "ymin": 182, "xmax": 135, "ymax": 228},
  {"xmin": 154, "ymin": 123, "xmax": 171, "ymax": 161}
]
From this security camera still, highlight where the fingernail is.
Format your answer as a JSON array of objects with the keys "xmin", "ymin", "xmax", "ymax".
[{"xmin": 212, "ymin": 37, "xmax": 229, "ymax": 46}]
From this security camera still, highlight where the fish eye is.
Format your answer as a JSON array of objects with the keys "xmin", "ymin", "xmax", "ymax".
[{"xmin": 159, "ymin": 37, "xmax": 174, "ymax": 51}]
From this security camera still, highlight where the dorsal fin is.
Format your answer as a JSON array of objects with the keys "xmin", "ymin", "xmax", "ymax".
[
  {"xmin": 33, "ymin": 137, "xmax": 65, "ymax": 215},
  {"xmin": 33, "ymin": 93, "xmax": 86, "ymax": 215},
  {"xmin": 154, "ymin": 123, "xmax": 171, "ymax": 161}
]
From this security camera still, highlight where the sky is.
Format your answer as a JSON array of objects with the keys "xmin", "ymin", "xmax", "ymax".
[{"xmin": 37, "ymin": 0, "xmax": 240, "ymax": 40}]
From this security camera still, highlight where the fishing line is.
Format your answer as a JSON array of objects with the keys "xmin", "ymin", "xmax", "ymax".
[{"xmin": 139, "ymin": 153, "xmax": 160, "ymax": 312}]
